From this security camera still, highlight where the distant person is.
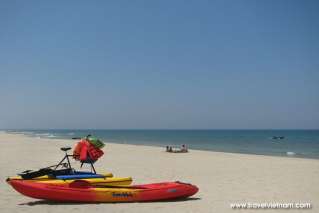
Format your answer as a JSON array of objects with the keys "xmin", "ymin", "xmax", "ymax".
[{"xmin": 181, "ymin": 144, "xmax": 188, "ymax": 152}]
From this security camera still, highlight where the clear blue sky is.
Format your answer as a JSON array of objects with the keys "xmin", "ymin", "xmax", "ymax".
[{"xmin": 0, "ymin": 0, "xmax": 318, "ymax": 129}]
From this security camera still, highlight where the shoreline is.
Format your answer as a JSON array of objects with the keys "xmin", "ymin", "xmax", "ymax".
[{"xmin": 3, "ymin": 130, "xmax": 319, "ymax": 161}]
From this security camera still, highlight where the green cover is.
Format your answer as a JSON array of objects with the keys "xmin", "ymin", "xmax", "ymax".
[{"xmin": 87, "ymin": 137, "xmax": 105, "ymax": 149}]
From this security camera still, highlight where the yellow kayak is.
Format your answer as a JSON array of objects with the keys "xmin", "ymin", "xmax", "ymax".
[
  {"xmin": 8, "ymin": 172, "xmax": 113, "ymax": 180},
  {"xmin": 33, "ymin": 176, "xmax": 133, "ymax": 186},
  {"xmin": 7, "ymin": 173, "xmax": 133, "ymax": 186}
]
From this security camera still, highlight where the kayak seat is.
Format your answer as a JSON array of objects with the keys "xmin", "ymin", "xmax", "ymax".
[{"xmin": 61, "ymin": 147, "xmax": 72, "ymax": 152}]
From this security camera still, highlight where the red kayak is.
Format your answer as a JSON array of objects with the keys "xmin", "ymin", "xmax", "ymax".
[{"xmin": 8, "ymin": 179, "xmax": 199, "ymax": 202}]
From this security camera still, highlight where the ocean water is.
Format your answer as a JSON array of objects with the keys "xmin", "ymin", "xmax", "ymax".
[{"xmin": 5, "ymin": 129, "xmax": 319, "ymax": 159}]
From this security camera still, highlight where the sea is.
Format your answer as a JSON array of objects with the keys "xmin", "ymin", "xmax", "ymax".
[{"xmin": 5, "ymin": 129, "xmax": 319, "ymax": 159}]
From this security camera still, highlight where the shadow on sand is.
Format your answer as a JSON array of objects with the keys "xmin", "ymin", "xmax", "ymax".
[{"xmin": 19, "ymin": 197, "xmax": 201, "ymax": 206}]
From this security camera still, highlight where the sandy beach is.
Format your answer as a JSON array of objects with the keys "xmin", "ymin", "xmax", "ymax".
[{"xmin": 1, "ymin": 131, "xmax": 318, "ymax": 213}]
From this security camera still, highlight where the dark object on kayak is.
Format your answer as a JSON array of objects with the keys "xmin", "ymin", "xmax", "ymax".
[
  {"xmin": 19, "ymin": 168, "xmax": 54, "ymax": 179},
  {"xmin": 19, "ymin": 168, "xmax": 74, "ymax": 179}
]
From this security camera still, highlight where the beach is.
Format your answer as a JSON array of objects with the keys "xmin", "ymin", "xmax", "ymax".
[{"xmin": 1, "ymin": 131, "xmax": 318, "ymax": 213}]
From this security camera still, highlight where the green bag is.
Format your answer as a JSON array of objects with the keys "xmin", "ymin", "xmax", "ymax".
[{"xmin": 87, "ymin": 137, "xmax": 105, "ymax": 149}]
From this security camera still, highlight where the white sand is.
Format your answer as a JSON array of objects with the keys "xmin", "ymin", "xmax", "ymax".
[{"xmin": 0, "ymin": 132, "xmax": 318, "ymax": 213}]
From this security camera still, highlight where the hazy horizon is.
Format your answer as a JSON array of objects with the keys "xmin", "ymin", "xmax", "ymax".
[
  {"xmin": 3, "ymin": 128, "xmax": 319, "ymax": 131},
  {"xmin": 1, "ymin": 1, "xmax": 318, "ymax": 129}
]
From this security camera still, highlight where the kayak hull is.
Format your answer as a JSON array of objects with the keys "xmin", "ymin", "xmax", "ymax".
[{"xmin": 8, "ymin": 180, "xmax": 198, "ymax": 202}]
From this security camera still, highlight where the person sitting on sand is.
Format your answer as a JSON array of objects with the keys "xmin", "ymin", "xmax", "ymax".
[
  {"xmin": 181, "ymin": 144, "xmax": 188, "ymax": 153},
  {"xmin": 166, "ymin": 146, "xmax": 173, "ymax": 152}
]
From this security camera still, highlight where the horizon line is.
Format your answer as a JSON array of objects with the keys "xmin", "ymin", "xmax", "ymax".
[{"xmin": 2, "ymin": 128, "xmax": 319, "ymax": 131}]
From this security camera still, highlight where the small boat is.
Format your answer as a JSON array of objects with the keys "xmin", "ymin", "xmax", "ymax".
[
  {"xmin": 7, "ymin": 179, "xmax": 198, "ymax": 202},
  {"xmin": 272, "ymin": 136, "xmax": 285, "ymax": 140}
]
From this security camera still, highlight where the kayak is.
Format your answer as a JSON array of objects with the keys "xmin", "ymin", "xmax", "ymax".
[
  {"xmin": 7, "ymin": 177, "xmax": 132, "ymax": 187},
  {"xmin": 7, "ymin": 173, "xmax": 133, "ymax": 186},
  {"xmin": 8, "ymin": 172, "xmax": 113, "ymax": 181},
  {"xmin": 8, "ymin": 179, "xmax": 198, "ymax": 202},
  {"xmin": 39, "ymin": 177, "xmax": 132, "ymax": 186}
]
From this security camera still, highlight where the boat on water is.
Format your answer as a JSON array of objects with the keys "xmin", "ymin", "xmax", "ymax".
[{"xmin": 272, "ymin": 136, "xmax": 285, "ymax": 140}]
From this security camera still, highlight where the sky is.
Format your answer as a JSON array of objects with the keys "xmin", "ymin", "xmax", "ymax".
[{"xmin": 0, "ymin": 0, "xmax": 318, "ymax": 129}]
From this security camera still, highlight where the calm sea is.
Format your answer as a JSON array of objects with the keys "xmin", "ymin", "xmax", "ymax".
[{"xmin": 5, "ymin": 129, "xmax": 319, "ymax": 159}]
